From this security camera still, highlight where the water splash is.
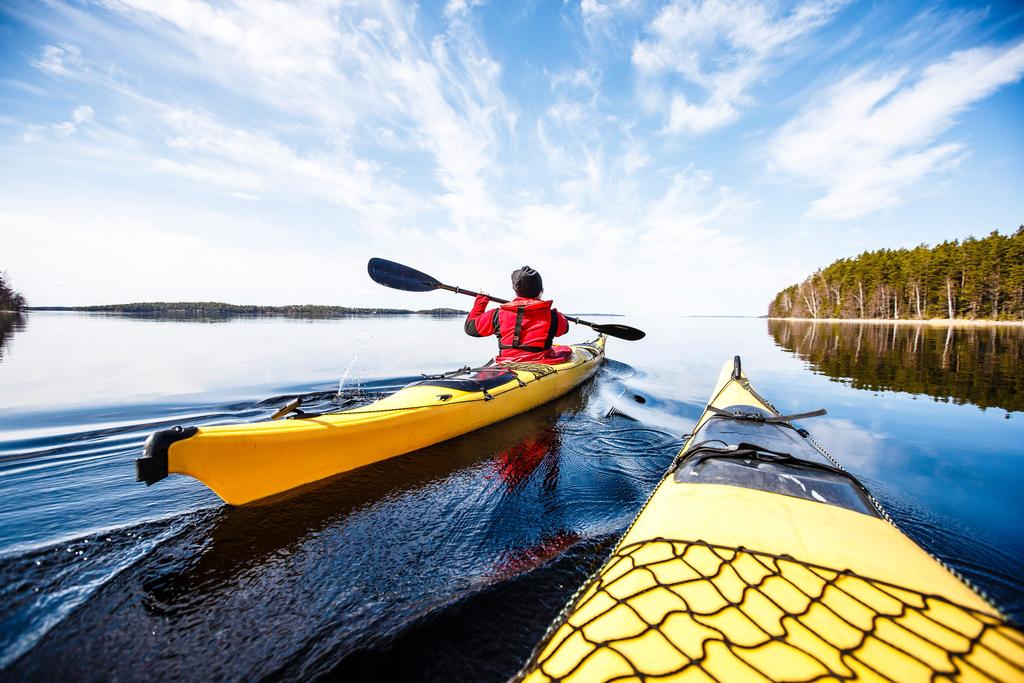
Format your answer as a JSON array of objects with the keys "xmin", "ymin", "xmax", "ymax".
[{"xmin": 335, "ymin": 352, "xmax": 360, "ymax": 400}]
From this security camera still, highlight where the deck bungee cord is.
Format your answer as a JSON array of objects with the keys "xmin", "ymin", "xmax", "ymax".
[{"xmin": 521, "ymin": 537, "xmax": 1023, "ymax": 682}]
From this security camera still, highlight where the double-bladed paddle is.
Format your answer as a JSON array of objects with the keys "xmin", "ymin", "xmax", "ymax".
[{"xmin": 367, "ymin": 257, "xmax": 645, "ymax": 341}]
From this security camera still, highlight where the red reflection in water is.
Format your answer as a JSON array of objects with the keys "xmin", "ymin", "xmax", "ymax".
[{"xmin": 492, "ymin": 426, "xmax": 559, "ymax": 491}]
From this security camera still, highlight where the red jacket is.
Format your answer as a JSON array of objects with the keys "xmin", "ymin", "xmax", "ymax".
[{"xmin": 465, "ymin": 295, "xmax": 570, "ymax": 363}]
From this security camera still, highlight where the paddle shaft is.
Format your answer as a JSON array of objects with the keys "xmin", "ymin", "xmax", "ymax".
[{"xmin": 437, "ymin": 284, "xmax": 599, "ymax": 329}]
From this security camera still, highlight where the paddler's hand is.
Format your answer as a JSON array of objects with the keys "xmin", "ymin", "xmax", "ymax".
[{"xmin": 470, "ymin": 293, "xmax": 490, "ymax": 316}]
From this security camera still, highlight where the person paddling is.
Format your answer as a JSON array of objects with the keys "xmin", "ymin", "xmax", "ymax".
[{"xmin": 465, "ymin": 266, "xmax": 573, "ymax": 364}]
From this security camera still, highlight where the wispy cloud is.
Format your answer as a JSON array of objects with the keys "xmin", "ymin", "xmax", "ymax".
[
  {"xmin": 54, "ymin": 105, "xmax": 94, "ymax": 136},
  {"xmin": 22, "ymin": 104, "xmax": 94, "ymax": 143},
  {"xmin": 89, "ymin": 0, "xmax": 515, "ymax": 228},
  {"xmin": 580, "ymin": 0, "xmax": 642, "ymax": 26},
  {"xmin": 153, "ymin": 108, "xmax": 421, "ymax": 223},
  {"xmin": 546, "ymin": 65, "xmax": 602, "ymax": 93},
  {"xmin": 770, "ymin": 40, "xmax": 1024, "ymax": 220},
  {"xmin": 30, "ymin": 43, "xmax": 81, "ymax": 75},
  {"xmin": 633, "ymin": 0, "xmax": 847, "ymax": 134}
]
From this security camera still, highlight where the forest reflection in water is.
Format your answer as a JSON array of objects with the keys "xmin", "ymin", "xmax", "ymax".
[
  {"xmin": 0, "ymin": 313, "xmax": 26, "ymax": 362},
  {"xmin": 768, "ymin": 319, "xmax": 1024, "ymax": 414}
]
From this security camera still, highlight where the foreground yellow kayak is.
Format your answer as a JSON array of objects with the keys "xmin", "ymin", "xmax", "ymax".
[
  {"xmin": 137, "ymin": 337, "xmax": 604, "ymax": 505},
  {"xmin": 519, "ymin": 356, "xmax": 1024, "ymax": 682}
]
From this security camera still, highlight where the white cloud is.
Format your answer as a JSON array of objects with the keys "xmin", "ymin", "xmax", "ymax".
[
  {"xmin": 634, "ymin": 0, "xmax": 846, "ymax": 134},
  {"xmin": 667, "ymin": 94, "xmax": 738, "ymax": 134},
  {"xmin": 547, "ymin": 101, "xmax": 588, "ymax": 125},
  {"xmin": 31, "ymin": 43, "xmax": 81, "ymax": 75},
  {"xmin": 580, "ymin": 0, "xmax": 607, "ymax": 19},
  {"xmin": 577, "ymin": 0, "xmax": 643, "ymax": 48},
  {"xmin": 22, "ymin": 105, "xmax": 96, "ymax": 142},
  {"xmin": 71, "ymin": 105, "xmax": 94, "ymax": 124},
  {"xmin": 622, "ymin": 147, "xmax": 651, "ymax": 174},
  {"xmin": 444, "ymin": 0, "xmax": 485, "ymax": 18},
  {"xmin": 101, "ymin": 0, "xmax": 339, "ymax": 80},
  {"xmin": 770, "ymin": 41, "xmax": 1024, "ymax": 220},
  {"xmin": 580, "ymin": 0, "xmax": 641, "ymax": 25},
  {"xmin": 54, "ymin": 105, "xmax": 95, "ymax": 136},
  {"xmin": 547, "ymin": 66, "xmax": 601, "ymax": 92}
]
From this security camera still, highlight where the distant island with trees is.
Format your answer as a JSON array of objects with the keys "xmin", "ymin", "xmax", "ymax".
[
  {"xmin": 3, "ymin": 271, "xmax": 467, "ymax": 318},
  {"xmin": 768, "ymin": 227, "xmax": 1024, "ymax": 321},
  {"xmin": 5, "ymin": 269, "xmax": 469, "ymax": 318},
  {"xmin": 28, "ymin": 302, "xmax": 467, "ymax": 318}
]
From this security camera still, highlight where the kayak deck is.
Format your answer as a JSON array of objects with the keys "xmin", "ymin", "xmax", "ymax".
[
  {"xmin": 527, "ymin": 534, "xmax": 1023, "ymax": 681},
  {"xmin": 137, "ymin": 338, "xmax": 605, "ymax": 505},
  {"xmin": 519, "ymin": 357, "xmax": 1024, "ymax": 682}
]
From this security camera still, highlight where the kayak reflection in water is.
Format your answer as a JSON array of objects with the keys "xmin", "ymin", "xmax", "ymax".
[
  {"xmin": 490, "ymin": 425, "xmax": 582, "ymax": 580},
  {"xmin": 464, "ymin": 266, "xmax": 573, "ymax": 364},
  {"xmin": 493, "ymin": 425, "xmax": 561, "ymax": 492},
  {"xmin": 490, "ymin": 529, "xmax": 582, "ymax": 581}
]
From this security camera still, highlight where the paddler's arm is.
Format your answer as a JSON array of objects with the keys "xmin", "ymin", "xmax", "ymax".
[
  {"xmin": 464, "ymin": 294, "xmax": 499, "ymax": 337},
  {"xmin": 552, "ymin": 308, "xmax": 570, "ymax": 337}
]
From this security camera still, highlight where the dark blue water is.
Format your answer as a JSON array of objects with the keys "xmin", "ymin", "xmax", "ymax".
[{"xmin": 0, "ymin": 313, "xmax": 1021, "ymax": 680}]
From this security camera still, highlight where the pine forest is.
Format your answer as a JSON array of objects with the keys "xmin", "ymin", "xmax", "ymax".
[{"xmin": 768, "ymin": 227, "xmax": 1024, "ymax": 321}]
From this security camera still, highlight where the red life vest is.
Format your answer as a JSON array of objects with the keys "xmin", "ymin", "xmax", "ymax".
[
  {"xmin": 465, "ymin": 294, "xmax": 570, "ymax": 363},
  {"xmin": 495, "ymin": 299, "xmax": 562, "ymax": 352}
]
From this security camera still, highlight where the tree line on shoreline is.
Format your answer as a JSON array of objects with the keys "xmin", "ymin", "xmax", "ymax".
[
  {"xmin": 0, "ymin": 272, "xmax": 27, "ymax": 312},
  {"xmin": 29, "ymin": 302, "xmax": 467, "ymax": 317},
  {"xmin": 768, "ymin": 227, "xmax": 1024, "ymax": 321}
]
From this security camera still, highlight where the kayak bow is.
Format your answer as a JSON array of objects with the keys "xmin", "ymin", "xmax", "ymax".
[
  {"xmin": 518, "ymin": 356, "xmax": 1024, "ymax": 682},
  {"xmin": 136, "ymin": 337, "xmax": 605, "ymax": 505}
]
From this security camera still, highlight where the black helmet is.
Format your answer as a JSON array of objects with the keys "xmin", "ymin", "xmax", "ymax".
[{"xmin": 511, "ymin": 266, "xmax": 543, "ymax": 298}]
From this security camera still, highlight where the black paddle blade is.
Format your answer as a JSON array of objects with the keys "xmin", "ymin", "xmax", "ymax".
[
  {"xmin": 367, "ymin": 258, "xmax": 442, "ymax": 293},
  {"xmin": 590, "ymin": 323, "xmax": 646, "ymax": 341}
]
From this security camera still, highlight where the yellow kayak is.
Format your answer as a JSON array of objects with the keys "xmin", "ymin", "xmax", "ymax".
[
  {"xmin": 519, "ymin": 356, "xmax": 1024, "ymax": 682},
  {"xmin": 136, "ymin": 337, "xmax": 605, "ymax": 505}
]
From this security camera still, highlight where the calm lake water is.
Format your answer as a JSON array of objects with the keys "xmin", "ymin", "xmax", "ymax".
[{"xmin": 1, "ymin": 312, "xmax": 1022, "ymax": 680}]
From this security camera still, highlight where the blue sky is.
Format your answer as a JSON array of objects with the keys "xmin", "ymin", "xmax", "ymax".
[{"xmin": 1, "ymin": 0, "xmax": 1022, "ymax": 315}]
